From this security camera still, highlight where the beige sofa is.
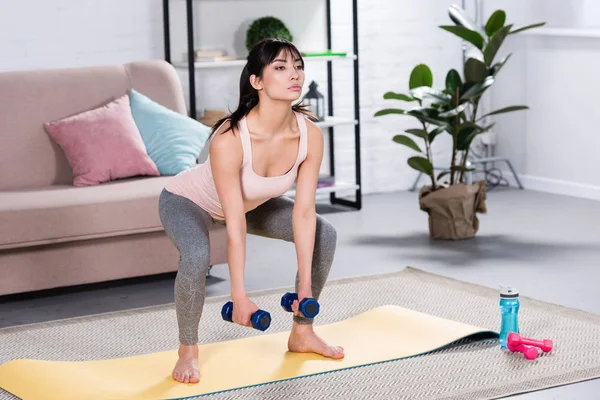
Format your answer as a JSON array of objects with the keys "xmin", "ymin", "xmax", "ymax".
[{"xmin": 0, "ymin": 60, "xmax": 227, "ymax": 296}]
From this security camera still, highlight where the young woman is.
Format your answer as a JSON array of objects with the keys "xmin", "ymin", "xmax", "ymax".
[{"xmin": 158, "ymin": 38, "xmax": 344, "ymax": 384}]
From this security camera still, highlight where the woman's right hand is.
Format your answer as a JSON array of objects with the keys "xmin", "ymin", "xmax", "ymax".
[{"xmin": 231, "ymin": 294, "xmax": 260, "ymax": 327}]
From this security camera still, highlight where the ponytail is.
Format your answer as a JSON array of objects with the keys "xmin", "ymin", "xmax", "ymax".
[{"xmin": 209, "ymin": 64, "xmax": 257, "ymax": 137}]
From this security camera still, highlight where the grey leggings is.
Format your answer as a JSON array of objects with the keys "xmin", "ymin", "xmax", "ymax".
[{"xmin": 158, "ymin": 189, "xmax": 337, "ymax": 345}]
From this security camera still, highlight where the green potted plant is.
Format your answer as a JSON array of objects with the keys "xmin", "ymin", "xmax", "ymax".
[
  {"xmin": 375, "ymin": 5, "xmax": 545, "ymax": 240},
  {"xmin": 246, "ymin": 16, "xmax": 293, "ymax": 52}
]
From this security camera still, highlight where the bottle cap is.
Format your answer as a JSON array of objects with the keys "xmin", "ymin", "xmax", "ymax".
[{"xmin": 500, "ymin": 286, "xmax": 519, "ymax": 298}]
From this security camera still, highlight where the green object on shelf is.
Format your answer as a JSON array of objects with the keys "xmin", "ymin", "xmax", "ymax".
[
  {"xmin": 246, "ymin": 17, "xmax": 293, "ymax": 52},
  {"xmin": 303, "ymin": 50, "xmax": 347, "ymax": 57}
]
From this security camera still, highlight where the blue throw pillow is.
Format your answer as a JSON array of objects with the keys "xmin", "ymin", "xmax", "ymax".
[{"xmin": 128, "ymin": 89, "xmax": 210, "ymax": 175}]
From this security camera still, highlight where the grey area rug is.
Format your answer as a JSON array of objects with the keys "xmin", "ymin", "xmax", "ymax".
[{"xmin": 1, "ymin": 267, "xmax": 600, "ymax": 400}]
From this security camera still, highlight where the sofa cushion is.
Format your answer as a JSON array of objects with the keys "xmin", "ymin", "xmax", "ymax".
[
  {"xmin": 129, "ymin": 89, "xmax": 211, "ymax": 175},
  {"xmin": 43, "ymin": 94, "xmax": 160, "ymax": 187},
  {"xmin": 0, "ymin": 176, "xmax": 176, "ymax": 250}
]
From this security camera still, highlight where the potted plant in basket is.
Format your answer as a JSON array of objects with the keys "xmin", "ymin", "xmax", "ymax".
[{"xmin": 374, "ymin": 5, "xmax": 545, "ymax": 240}]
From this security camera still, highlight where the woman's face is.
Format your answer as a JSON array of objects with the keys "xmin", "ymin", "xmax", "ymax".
[{"xmin": 253, "ymin": 49, "xmax": 305, "ymax": 102}]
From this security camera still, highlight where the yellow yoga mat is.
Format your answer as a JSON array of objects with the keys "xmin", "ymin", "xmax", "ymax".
[{"xmin": 0, "ymin": 305, "xmax": 497, "ymax": 400}]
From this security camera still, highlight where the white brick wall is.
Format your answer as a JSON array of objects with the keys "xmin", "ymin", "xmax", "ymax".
[
  {"xmin": 0, "ymin": 0, "xmax": 462, "ymax": 195},
  {"xmin": 0, "ymin": 0, "xmax": 164, "ymax": 71}
]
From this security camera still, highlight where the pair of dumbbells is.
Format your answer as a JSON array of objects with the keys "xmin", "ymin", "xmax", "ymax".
[
  {"xmin": 507, "ymin": 332, "xmax": 553, "ymax": 360},
  {"xmin": 221, "ymin": 293, "xmax": 320, "ymax": 332}
]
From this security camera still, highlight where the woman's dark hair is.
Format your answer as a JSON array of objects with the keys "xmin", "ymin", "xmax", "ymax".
[{"xmin": 210, "ymin": 38, "xmax": 313, "ymax": 136}]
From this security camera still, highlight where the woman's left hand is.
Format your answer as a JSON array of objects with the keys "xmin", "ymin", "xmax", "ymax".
[{"xmin": 291, "ymin": 288, "xmax": 313, "ymax": 317}]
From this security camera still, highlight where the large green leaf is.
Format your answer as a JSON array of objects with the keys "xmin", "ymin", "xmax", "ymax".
[
  {"xmin": 374, "ymin": 108, "xmax": 406, "ymax": 117},
  {"xmin": 409, "ymin": 64, "xmax": 433, "ymax": 89},
  {"xmin": 485, "ymin": 10, "xmax": 506, "ymax": 37},
  {"xmin": 457, "ymin": 121, "xmax": 485, "ymax": 134},
  {"xmin": 424, "ymin": 88, "xmax": 452, "ymax": 104},
  {"xmin": 461, "ymin": 82, "xmax": 476, "ymax": 98},
  {"xmin": 383, "ymin": 92, "xmax": 416, "ymax": 102},
  {"xmin": 439, "ymin": 25, "xmax": 484, "ymax": 50},
  {"xmin": 445, "ymin": 69, "xmax": 462, "ymax": 95},
  {"xmin": 491, "ymin": 53, "xmax": 512, "ymax": 76},
  {"xmin": 464, "ymin": 58, "xmax": 489, "ymax": 83},
  {"xmin": 509, "ymin": 22, "xmax": 546, "ymax": 35},
  {"xmin": 448, "ymin": 4, "xmax": 486, "ymax": 37},
  {"xmin": 457, "ymin": 127, "xmax": 478, "ymax": 150},
  {"xmin": 392, "ymin": 134, "xmax": 423, "ymax": 153},
  {"xmin": 407, "ymin": 156, "xmax": 434, "ymax": 175},
  {"xmin": 438, "ymin": 103, "xmax": 468, "ymax": 118},
  {"xmin": 484, "ymin": 24, "xmax": 512, "ymax": 65},
  {"xmin": 409, "ymin": 86, "xmax": 436, "ymax": 101},
  {"xmin": 460, "ymin": 76, "xmax": 494, "ymax": 100},
  {"xmin": 428, "ymin": 125, "xmax": 447, "ymax": 143},
  {"xmin": 409, "ymin": 87, "xmax": 428, "ymax": 101},
  {"xmin": 406, "ymin": 108, "xmax": 447, "ymax": 126},
  {"xmin": 405, "ymin": 128, "xmax": 428, "ymax": 139},
  {"xmin": 410, "ymin": 87, "xmax": 451, "ymax": 104},
  {"xmin": 406, "ymin": 106, "xmax": 439, "ymax": 117},
  {"xmin": 478, "ymin": 105, "xmax": 529, "ymax": 120}
]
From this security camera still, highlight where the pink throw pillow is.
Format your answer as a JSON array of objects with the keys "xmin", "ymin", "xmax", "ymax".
[{"xmin": 44, "ymin": 94, "xmax": 159, "ymax": 186}]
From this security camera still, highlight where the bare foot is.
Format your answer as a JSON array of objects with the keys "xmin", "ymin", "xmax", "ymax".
[
  {"xmin": 288, "ymin": 323, "xmax": 345, "ymax": 359},
  {"xmin": 172, "ymin": 344, "xmax": 200, "ymax": 384}
]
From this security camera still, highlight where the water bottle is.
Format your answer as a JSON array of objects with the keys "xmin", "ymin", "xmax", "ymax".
[{"xmin": 499, "ymin": 286, "xmax": 520, "ymax": 348}]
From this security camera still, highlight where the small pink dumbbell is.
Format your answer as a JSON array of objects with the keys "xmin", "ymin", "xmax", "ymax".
[
  {"xmin": 508, "ymin": 332, "xmax": 553, "ymax": 353},
  {"xmin": 507, "ymin": 342, "xmax": 538, "ymax": 360}
]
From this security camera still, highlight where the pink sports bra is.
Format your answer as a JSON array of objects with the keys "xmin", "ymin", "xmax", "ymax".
[{"xmin": 164, "ymin": 111, "xmax": 309, "ymax": 220}]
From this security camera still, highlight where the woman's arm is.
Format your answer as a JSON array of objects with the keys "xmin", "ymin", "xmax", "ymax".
[
  {"xmin": 210, "ymin": 122, "xmax": 248, "ymax": 300},
  {"xmin": 292, "ymin": 120, "xmax": 324, "ymax": 297}
]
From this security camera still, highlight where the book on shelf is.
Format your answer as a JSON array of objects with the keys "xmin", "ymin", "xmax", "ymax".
[
  {"xmin": 289, "ymin": 175, "xmax": 336, "ymax": 192},
  {"xmin": 195, "ymin": 55, "xmax": 238, "ymax": 63},
  {"xmin": 182, "ymin": 49, "xmax": 239, "ymax": 63},
  {"xmin": 317, "ymin": 175, "xmax": 336, "ymax": 188},
  {"xmin": 198, "ymin": 109, "xmax": 228, "ymax": 127},
  {"xmin": 195, "ymin": 49, "xmax": 227, "ymax": 58}
]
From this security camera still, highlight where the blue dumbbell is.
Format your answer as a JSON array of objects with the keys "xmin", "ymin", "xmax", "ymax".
[
  {"xmin": 221, "ymin": 301, "xmax": 271, "ymax": 331},
  {"xmin": 280, "ymin": 292, "xmax": 320, "ymax": 318}
]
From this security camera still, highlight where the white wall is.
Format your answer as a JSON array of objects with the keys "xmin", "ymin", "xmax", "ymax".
[
  {"xmin": 481, "ymin": 0, "xmax": 600, "ymax": 200},
  {"xmin": 0, "ymin": 0, "xmax": 165, "ymax": 71},
  {"xmin": 0, "ymin": 0, "xmax": 463, "ymax": 195}
]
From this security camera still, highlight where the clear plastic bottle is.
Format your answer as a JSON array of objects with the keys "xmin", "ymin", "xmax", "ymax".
[{"xmin": 499, "ymin": 286, "xmax": 520, "ymax": 348}]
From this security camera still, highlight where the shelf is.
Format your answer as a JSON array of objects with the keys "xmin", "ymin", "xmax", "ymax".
[
  {"xmin": 519, "ymin": 27, "xmax": 600, "ymax": 38},
  {"xmin": 173, "ymin": 54, "xmax": 357, "ymax": 70},
  {"xmin": 314, "ymin": 117, "xmax": 358, "ymax": 129},
  {"xmin": 285, "ymin": 181, "xmax": 360, "ymax": 197}
]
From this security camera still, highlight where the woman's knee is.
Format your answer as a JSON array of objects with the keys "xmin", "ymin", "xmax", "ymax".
[
  {"xmin": 317, "ymin": 218, "xmax": 337, "ymax": 248},
  {"xmin": 179, "ymin": 247, "xmax": 211, "ymax": 278}
]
